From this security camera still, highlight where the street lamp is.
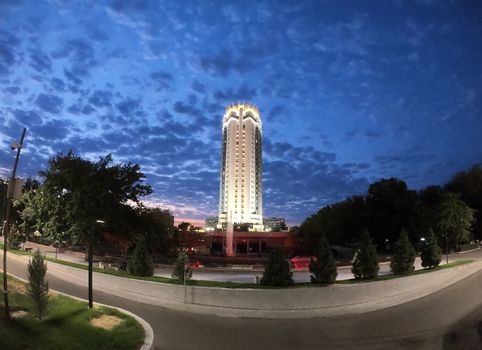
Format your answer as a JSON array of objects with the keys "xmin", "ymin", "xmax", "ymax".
[
  {"xmin": 88, "ymin": 219, "xmax": 105, "ymax": 309},
  {"xmin": 442, "ymin": 233, "xmax": 449, "ymax": 264}
]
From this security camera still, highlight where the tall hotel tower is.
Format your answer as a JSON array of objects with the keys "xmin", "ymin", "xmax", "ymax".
[{"xmin": 217, "ymin": 103, "xmax": 263, "ymax": 233}]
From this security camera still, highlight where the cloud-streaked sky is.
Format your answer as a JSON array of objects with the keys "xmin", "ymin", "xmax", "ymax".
[{"xmin": 1, "ymin": 0, "xmax": 481, "ymax": 225}]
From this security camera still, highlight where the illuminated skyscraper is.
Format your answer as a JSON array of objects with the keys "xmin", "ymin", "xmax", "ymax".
[{"xmin": 217, "ymin": 103, "xmax": 263, "ymax": 232}]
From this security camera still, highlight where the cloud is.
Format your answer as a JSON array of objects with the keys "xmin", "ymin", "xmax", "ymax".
[
  {"xmin": 35, "ymin": 94, "xmax": 63, "ymax": 114},
  {"xmin": 116, "ymin": 97, "xmax": 142, "ymax": 117},
  {"xmin": 0, "ymin": 30, "xmax": 20, "ymax": 74},
  {"xmin": 150, "ymin": 70, "xmax": 173, "ymax": 91},
  {"xmin": 88, "ymin": 89, "xmax": 113, "ymax": 108},
  {"xmin": 29, "ymin": 48, "xmax": 52, "ymax": 72}
]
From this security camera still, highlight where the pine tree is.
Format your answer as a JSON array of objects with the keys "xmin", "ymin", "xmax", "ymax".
[
  {"xmin": 172, "ymin": 249, "xmax": 192, "ymax": 282},
  {"xmin": 128, "ymin": 238, "xmax": 154, "ymax": 276},
  {"xmin": 261, "ymin": 248, "xmax": 294, "ymax": 286},
  {"xmin": 309, "ymin": 234, "xmax": 337, "ymax": 284},
  {"xmin": 352, "ymin": 229, "xmax": 379, "ymax": 280},
  {"xmin": 420, "ymin": 227, "xmax": 442, "ymax": 268},
  {"xmin": 390, "ymin": 229, "xmax": 416, "ymax": 275},
  {"xmin": 27, "ymin": 250, "xmax": 49, "ymax": 320}
]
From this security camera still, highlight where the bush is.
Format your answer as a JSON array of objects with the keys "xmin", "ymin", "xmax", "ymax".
[
  {"xmin": 458, "ymin": 242, "xmax": 479, "ymax": 252},
  {"xmin": 171, "ymin": 249, "xmax": 192, "ymax": 282},
  {"xmin": 390, "ymin": 229, "xmax": 416, "ymax": 275},
  {"xmin": 420, "ymin": 228, "xmax": 442, "ymax": 268},
  {"xmin": 27, "ymin": 250, "xmax": 49, "ymax": 320},
  {"xmin": 7, "ymin": 223, "xmax": 26, "ymax": 250},
  {"xmin": 352, "ymin": 229, "xmax": 379, "ymax": 280},
  {"xmin": 309, "ymin": 234, "xmax": 337, "ymax": 284},
  {"xmin": 127, "ymin": 239, "xmax": 154, "ymax": 276},
  {"xmin": 261, "ymin": 248, "xmax": 294, "ymax": 286}
]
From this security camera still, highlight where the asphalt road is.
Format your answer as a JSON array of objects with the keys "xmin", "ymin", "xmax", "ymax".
[{"xmin": 3, "ymin": 249, "xmax": 482, "ymax": 350}]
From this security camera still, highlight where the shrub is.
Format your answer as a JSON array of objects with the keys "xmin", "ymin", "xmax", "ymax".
[
  {"xmin": 27, "ymin": 250, "xmax": 49, "ymax": 320},
  {"xmin": 172, "ymin": 249, "xmax": 192, "ymax": 282},
  {"xmin": 390, "ymin": 229, "xmax": 416, "ymax": 275},
  {"xmin": 420, "ymin": 227, "xmax": 442, "ymax": 268},
  {"xmin": 261, "ymin": 248, "xmax": 294, "ymax": 286},
  {"xmin": 309, "ymin": 234, "xmax": 337, "ymax": 284},
  {"xmin": 7, "ymin": 223, "xmax": 25, "ymax": 250},
  {"xmin": 352, "ymin": 229, "xmax": 379, "ymax": 280},
  {"xmin": 127, "ymin": 239, "xmax": 154, "ymax": 276}
]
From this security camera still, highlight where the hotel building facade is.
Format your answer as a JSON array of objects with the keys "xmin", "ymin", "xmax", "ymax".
[{"xmin": 217, "ymin": 103, "xmax": 264, "ymax": 231}]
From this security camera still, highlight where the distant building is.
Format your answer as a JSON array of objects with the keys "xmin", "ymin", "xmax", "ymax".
[
  {"xmin": 217, "ymin": 103, "xmax": 263, "ymax": 231},
  {"xmin": 263, "ymin": 217, "xmax": 287, "ymax": 232},
  {"xmin": 205, "ymin": 217, "xmax": 218, "ymax": 231}
]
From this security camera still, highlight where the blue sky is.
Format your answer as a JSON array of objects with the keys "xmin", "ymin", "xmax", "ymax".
[{"xmin": 1, "ymin": 0, "xmax": 481, "ymax": 225}]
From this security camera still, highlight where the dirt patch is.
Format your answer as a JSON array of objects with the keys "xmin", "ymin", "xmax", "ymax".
[
  {"xmin": 9, "ymin": 280, "xmax": 27, "ymax": 294},
  {"xmin": 11, "ymin": 310, "xmax": 28, "ymax": 319},
  {"xmin": 90, "ymin": 315, "xmax": 123, "ymax": 330}
]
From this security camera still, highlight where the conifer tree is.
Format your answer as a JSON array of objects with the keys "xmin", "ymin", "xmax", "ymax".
[
  {"xmin": 352, "ymin": 229, "xmax": 379, "ymax": 280},
  {"xmin": 390, "ymin": 229, "xmax": 416, "ymax": 274},
  {"xmin": 128, "ymin": 238, "xmax": 154, "ymax": 276},
  {"xmin": 420, "ymin": 227, "xmax": 442, "ymax": 268},
  {"xmin": 172, "ymin": 249, "xmax": 192, "ymax": 282},
  {"xmin": 27, "ymin": 250, "xmax": 49, "ymax": 320},
  {"xmin": 261, "ymin": 248, "xmax": 294, "ymax": 286},
  {"xmin": 309, "ymin": 234, "xmax": 337, "ymax": 284}
]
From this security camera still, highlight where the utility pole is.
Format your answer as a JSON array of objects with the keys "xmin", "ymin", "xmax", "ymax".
[{"xmin": 3, "ymin": 127, "xmax": 27, "ymax": 320}]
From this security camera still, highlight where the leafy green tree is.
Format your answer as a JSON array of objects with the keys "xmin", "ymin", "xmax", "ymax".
[
  {"xmin": 27, "ymin": 250, "xmax": 49, "ymax": 320},
  {"xmin": 420, "ymin": 228, "xmax": 442, "ymax": 268},
  {"xmin": 128, "ymin": 238, "xmax": 154, "ymax": 276},
  {"xmin": 366, "ymin": 178, "xmax": 418, "ymax": 249},
  {"xmin": 261, "ymin": 248, "xmax": 294, "ymax": 286},
  {"xmin": 446, "ymin": 165, "xmax": 482, "ymax": 240},
  {"xmin": 390, "ymin": 229, "xmax": 416, "ymax": 275},
  {"xmin": 437, "ymin": 192, "xmax": 475, "ymax": 250},
  {"xmin": 352, "ymin": 229, "xmax": 379, "ymax": 280},
  {"xmin": 309, "ymin": 234, "xmax": 337, "ymax": 284},
  {"xmin": 299, "ymin": 195, "xmax": 366, "ymax": 254},
  {"xmin": 19, "ymin": 152, "xmax": 152, "ymax": 308},
  {"xmin": 172, "ymin": 249, "xmax": 192, "ymax": 282}
]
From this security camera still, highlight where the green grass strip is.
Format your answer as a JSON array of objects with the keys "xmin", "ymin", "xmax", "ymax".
[{"xmin": 0, "ymin": 273, "xmax": 144, "ymax": 350}]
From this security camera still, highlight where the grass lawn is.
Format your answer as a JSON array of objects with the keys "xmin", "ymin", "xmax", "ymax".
[
  {"xmin": 0, "ymin": 273, "xmax": 144, "ymax": 350},
  {"xmin": 0, "ymin": 243, "xmax": 475, "ymax": 289}
]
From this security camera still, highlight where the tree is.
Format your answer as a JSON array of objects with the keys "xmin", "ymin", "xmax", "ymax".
[
  {"xmin": 27, "ymin": 250, "xmax": 49, "ymax": 320},
  {"xmin": 437, "ymin": 192, "xmax": 475, "ymax": 250},
  {"xmin": 172, "ymin": 249, "xmax": 192, "ymax": 282},
  {"xmin": 446, "ymin": 165, "xmax": 482, "ymax": 240},
  {"xmin": 420, "ymin": 227, "xmax": 442, "ymax": 268},
  {"xmin": 128, "ymin": 238, "xmax": 154, "ymax": 276},
  {"xmin": 309, "ymin": 235, "xmax": 337, "ymax": 284},
  {"xmin": 261, "ymin": 248, "xmax": 294, "ymax": 286},
  {"xmin": 390, "ymin": 229, "xmax": 416, "ymax": 275},
  {"xmin": 352, "ymin": 229, "xmax": 379, "ymax": 280},
  {"xmin": 28, "ymin": 151, "xmax": 152, "ymax": 308},
  {"xmin": 7, "ymin": 223, "xmax": 25, "ymax": 250},
  {"xmin": 366, "ymin": 178, "xmax": 418, "ymax": 249},
  {"xmin": 299, "ymin": 195, "xmax": 367, "ymax": 254}
]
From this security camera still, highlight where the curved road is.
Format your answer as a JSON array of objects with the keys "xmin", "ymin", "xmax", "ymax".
[{"xmin": 3, "ymin": 249, "xmax": 482, "ymax": 350}]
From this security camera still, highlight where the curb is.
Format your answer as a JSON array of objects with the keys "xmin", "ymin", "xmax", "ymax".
[
  {"xmin": 457, "ymin": 247, "xmax": 480, "ymax": 254},
  {"xmin": 1, "ymin": 271, "xmax": 154, "ymax": 350}
]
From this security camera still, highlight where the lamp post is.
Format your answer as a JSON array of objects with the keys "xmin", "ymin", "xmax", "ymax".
[
  {"xmin": 87, "ymin": 219, "xmax": 105, "ymax": 309},
  {"xmin": 443, "ymin": 233, "xmax": 449, "ymax": 264},
  {"xmin": 3, "ymin": 127, "xmax": 27, "ymax": 320}
]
